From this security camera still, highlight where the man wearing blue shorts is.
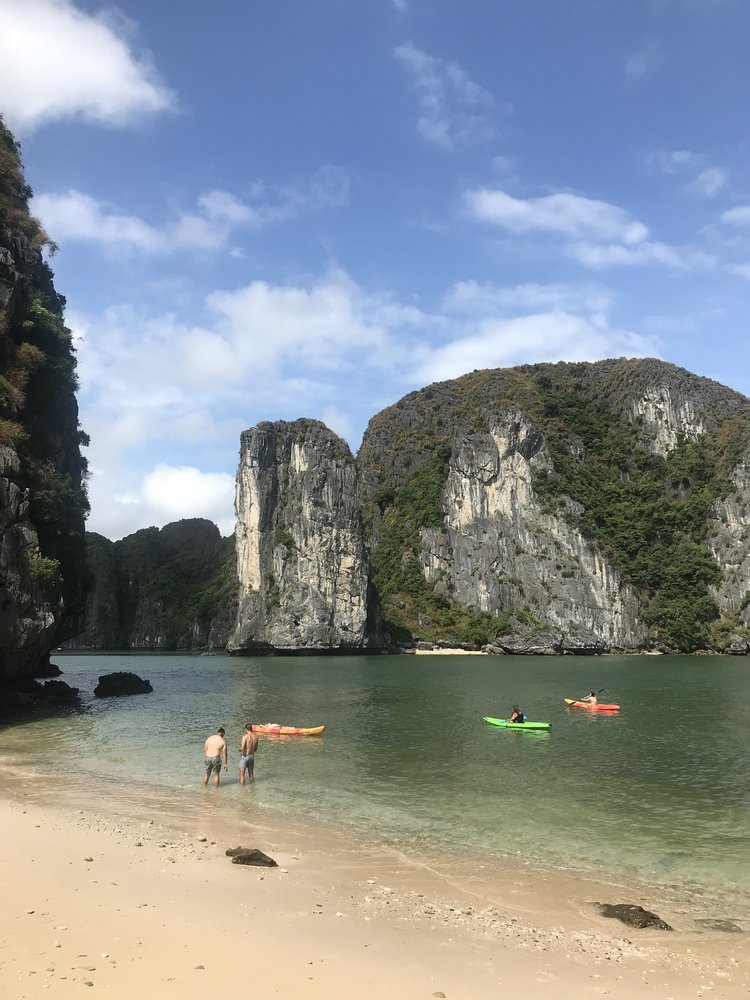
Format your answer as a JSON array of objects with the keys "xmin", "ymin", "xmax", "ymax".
[
  {"xmin": 203, "ymin": 727, "xmax": 227, "ymax": 786},
  {"xmin": 239, "ymin": 723, "xmax": 258, "ymax": 785}
]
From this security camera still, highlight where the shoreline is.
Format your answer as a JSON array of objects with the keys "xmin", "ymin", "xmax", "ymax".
[{"xmin": 1, "ymin": 767, "xmax": 748, "ymax": 998}]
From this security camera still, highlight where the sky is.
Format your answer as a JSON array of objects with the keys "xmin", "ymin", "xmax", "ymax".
[{"xmin": 1, "ymin": 0, "xmax": 749, "ymax": 540}]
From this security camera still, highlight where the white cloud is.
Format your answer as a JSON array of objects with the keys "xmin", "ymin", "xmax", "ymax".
[
  {"xmin": 645, "ymin": 148, "xmax": 728, "ymax": 197},
  {"xmin": 567, "ymin": 240, "xmax": 717, "ymax": 270},
  {"xmin": 644, "ymin": 149, "xmax": 729, "ymax": 198},
  {"xmin": 394, "ymin": 42, "xmax": 496, "ymax": 149},
  {"xmin": 0, "ymin": 0, "xmax": 174, "ymax": 132},
  {"xmin": 624, "ymin": 39, "xmax": 665, "ymax": 80},
  {"xmin": 32, "ymin": 167, "xmax": 350, "ymax": 254},
  {"xmin": 721, "ymin": 205, "xmax": 750, "ymax": 226},
  {"xmin": 686, "ymin": 167, "xmax": 727, "ymax": 197},
  {"xmin": 89, "ymin": 464, "xmax": 235, "ymax": 540},
  {"xmin": 464, "ymin": 188, "xmax": 649, "ymax": 244},
  {"xmin": 416, "ymin": 312, "xmax": 659, "ymax": 385},
  {"xmin": 730, "ymin": 263, "xmax": 750, "ymax": 280},
  {"xmin": 443, "ymin": 280, "xmax": 612, "ymax": 317},
  {"xmin": 646, "ymin": 149, "xmax": 702, "ymax": 174},
  {"xmin": 392, "ymin": 0, "xmax": 409, "ymax": 12}
]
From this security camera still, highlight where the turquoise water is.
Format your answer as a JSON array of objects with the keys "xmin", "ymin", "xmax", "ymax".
[{"xmin": 2, "ymin": 652, "xmax": 749, "ymax": 918}]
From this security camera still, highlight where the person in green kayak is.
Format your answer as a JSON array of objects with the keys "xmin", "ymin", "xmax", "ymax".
[
  {"xmin": 508, "ymin": 705, "xmax": 525, "ymax": 723},
  {"xmin": 581, "ymin": 691, "xmax": 598, "ymax": 706}
]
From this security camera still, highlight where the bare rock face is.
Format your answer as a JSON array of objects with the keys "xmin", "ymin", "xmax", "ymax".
[
  {"xmin": 229, "ymin": 420, "xmax": 373, "ymax": 652},
  {"xmin": 420, "ymin": 413, "xmax": 647, "ymax": 650}
]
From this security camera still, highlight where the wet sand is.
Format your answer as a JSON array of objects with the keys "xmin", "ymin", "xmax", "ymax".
[{"xmin": 1, "ymin": 771, "xmax": 748, "ymax": 999}]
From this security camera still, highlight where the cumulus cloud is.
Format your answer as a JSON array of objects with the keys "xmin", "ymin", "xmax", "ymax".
[
  {"xmin": 416, "ymin": 312, "xmax": 659, "ymax": 385},
  {"xmin": 464, "ymin": 188, "xmax": 649, "ymax": 244},
  {"xmin": 721, "ymin": 205, "xmax": 750, "ymax": 226},
  {"xmin": 32, "ymin": 167, "xmax": 350, "ymax": 254},
  {"xmin": 624, "ymin": 39, "xmax": 665, "ymax": 80},
  {"xmin": 686, "ymin": 167, "xmax": 727, "ymax": 197},
  {"xmin": 0, "ymin": 0, "xmax": 174, "ymax": 132},
  {"xmin": 394, "ymin": 42, "xmax": 496, "ymax": 149},
  {"xmin": 465, "ymin": 186, "xmax": 716, "ymax": 270},
  {"xmin": 88, "ymin": 464, "xmax": 235, "ymax": 540}
]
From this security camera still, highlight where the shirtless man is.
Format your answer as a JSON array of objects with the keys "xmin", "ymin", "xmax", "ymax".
[
  {"xmin": 203, "ymin": 727, "xmax": 227, "ymax": 786},
  {"xmin": 582, "ymin": 691, "xmax": 598, "ymax": 707},
  {"xmin": 239, "ymin": 723, "xmax": 258, "ymax": 785}
]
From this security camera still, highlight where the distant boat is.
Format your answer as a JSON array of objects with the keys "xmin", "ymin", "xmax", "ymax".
[
  {"xmin": 564, "ymin": 698, "xmax": 620, "ymax": 712},
  {"xmin": 483, "ymin": 716, "xmax": 550, "ymax": 731},
  {"xmin": 251, "ymin": 723, "xmax": 325, "ymax": 736}
]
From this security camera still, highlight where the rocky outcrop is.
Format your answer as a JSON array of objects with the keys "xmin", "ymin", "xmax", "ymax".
[
  {"xmin": 229, "ymin": 420, "xmax": 373, "ymax": 652},
  {"xmin": 596, "ymin": 903, "xmax": 673, "ymax": 931},
  {"xmin": 65, "ymin": 520, "xmax": 236, "ymax": 650},
  {"xmin": 419, "ymin": 413, "xmax": 647, "ymax": 649},
  {"xmin": 0, "ymin": 118, "xmax": 88, "ymax": 694},
  {"xmin": 94, "ymin": 672, "xmax": 153, "ymax": 697}
]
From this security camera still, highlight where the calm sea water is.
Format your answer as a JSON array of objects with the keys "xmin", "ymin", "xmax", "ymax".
[{"xmin": 2, "ymin": 652, "xmax": 749, "ymax": 919}]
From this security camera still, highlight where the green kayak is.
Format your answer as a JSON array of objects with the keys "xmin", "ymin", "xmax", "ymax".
[{"xmin": 483, "ymin": 716, "xmax": 551, "ymax": 731}]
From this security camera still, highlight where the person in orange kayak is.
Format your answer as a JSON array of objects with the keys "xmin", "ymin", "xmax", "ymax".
[
  {"xmin": 581, "ymin": 691, "xmax": 598, "ymax": 706},
  {"xmin": 508, "ymin": 705, "xmax": 525, "ymax": 722}
]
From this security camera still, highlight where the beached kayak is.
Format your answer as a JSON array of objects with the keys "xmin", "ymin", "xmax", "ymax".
[
  {"xmin": 483, "ymin": 716, "xmax": 551, "ymax": 731},
  {"xmin": 564, "ymin": 699, "xmax": 620, "ymax": 712},
  {"xmin": 251, "ymin": 723, "xmax": 325, "ymax": 735}
]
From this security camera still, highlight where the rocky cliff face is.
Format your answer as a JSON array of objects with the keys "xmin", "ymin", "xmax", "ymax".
[
  {"xmin": 229, "ymin": 420, "xmax": 372, "ymax": 652},
  {"xmin": 420, "ymin": 412, "xmax": 646, "ymax": 649},
  {"xmin": 0, "ymin": 119, "xmax": 88, "ymax": 691},
  {"xmin": 355, "ymin": 359, "xmax": 750, "ymax": 652},
  {"xmin": 66, "ymin": 520, "xmax": 236, "ymax": 651}
]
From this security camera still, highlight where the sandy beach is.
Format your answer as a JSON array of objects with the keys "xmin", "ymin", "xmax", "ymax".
[{"xmin": 1, "ymin": 772, "xmax": 747, "ymax": 1000}]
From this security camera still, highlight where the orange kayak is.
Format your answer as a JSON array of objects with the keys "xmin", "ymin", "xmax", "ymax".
[
  {"xmin": 252, "ymin": 723, "xmax": 325, "ymax": 736},
  {"xmin": 564, "ymin": 698, "xmax": 620, "ymax": 712}
]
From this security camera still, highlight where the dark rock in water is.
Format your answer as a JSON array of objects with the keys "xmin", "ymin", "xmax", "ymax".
[
  {"xmin": 34, "ymin": 657, "xmax": 63, "ymax": 678},
  {"xmin": 695, "ymin": 918, "xmax": 744, "ymax": 933},
  {"xmin": 40, "ymin": 680, "xmax": 79, "ymax": 701},
  {"xmin": 94, "ymin": 672, "xmax": 153, "ymax": 697},
  {"xmin": 227, "ymin": 847, "xmax": 278, "ymax": 867},
  {"xmin": 596, "ymin": 903, "xmax": 673, "ymax": 930},
  {"xmin": 495, "ymin": 630, "xmax": 564, "ymax": 655},
  {"xmin": 482, "ymin": 644, "xmax": 505, "ymax": 655}
]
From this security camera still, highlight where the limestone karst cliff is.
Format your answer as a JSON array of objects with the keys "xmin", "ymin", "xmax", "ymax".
[
  {"xmin": 0, "ymin": 118, "xmax": 88, "ymax": 693},
  {"xmin": 65, "ymin": 520, "xmax": 236, "ymax": 651},
  {"xmin": 358, "ymin": 358, "xmax": 750, "ymax": 653},
  {"xmin": 229, "ymin": 419, "xmax": 374, "ymax": 652}
]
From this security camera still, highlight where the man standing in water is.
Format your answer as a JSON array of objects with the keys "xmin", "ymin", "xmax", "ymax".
[
  {"xmin": 203, "ymin": 727, "xmax": 227, "ymax": 786},
  {"xmin": 239, "ymin": 723, "xmax": 258, "ymax": 785}
]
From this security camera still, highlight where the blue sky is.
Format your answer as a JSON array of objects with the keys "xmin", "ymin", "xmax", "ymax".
[{"xmin": 1, "ymin": 0, "xmax": 749, "ymax": 539}]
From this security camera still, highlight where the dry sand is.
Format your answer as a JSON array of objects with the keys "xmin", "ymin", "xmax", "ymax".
[{"xmin": 1, "ymin": 779, "xmax": 748, "ymax": 1000}]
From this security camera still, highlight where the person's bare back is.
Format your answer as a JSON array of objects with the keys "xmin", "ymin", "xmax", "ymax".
[
  {"xmin": 203, "ymin": 728, "xmax": 227, "ymax": 786},
  {"xmin": 240, "ymin": 730, "xmax": 258, "ymax": 756},
  {"xmin": 205, "ymin": 733, "xmax": 226, "ymax": 757}
]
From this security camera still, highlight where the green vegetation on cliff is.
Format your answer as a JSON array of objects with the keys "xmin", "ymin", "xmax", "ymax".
[
  {"xmin": 0, "ymin": 116, "xmax": 88, "ymax": 639},
  {"xmin": 74, "ymin": 520, "xmax": 237, "ymax": 650}
]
